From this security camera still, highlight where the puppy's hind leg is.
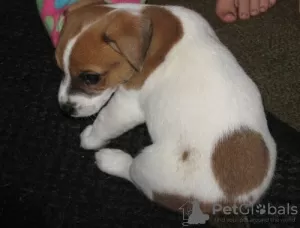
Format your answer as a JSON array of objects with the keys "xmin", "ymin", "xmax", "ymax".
[
  {"xmin": 94, "ymin": 145, "xmax": 163, "ymax": 198},
  {"xmin": 95, "ymin": 144, "xmax": 191, "ymax": 211},
  {"xmin": 129, "ymin": 144, "xmax": 191, "ymax": 210},
  {"xmin": 94, "ymin": 144, "xmax": 162, "ymax": 189},
  {"xmin": 95, "ymin": 149, "xmax": 133, "ymax": 181}
]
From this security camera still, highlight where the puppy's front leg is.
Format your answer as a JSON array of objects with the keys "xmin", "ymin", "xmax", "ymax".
[{"xmin": 80, "ymin": 89, "xmax": 144, "ymax": 150}]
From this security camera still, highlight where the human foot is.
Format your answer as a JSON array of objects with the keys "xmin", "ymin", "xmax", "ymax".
[{"xmin": 216, "ymin": 0, "xmax": 276, "ymax": 23}]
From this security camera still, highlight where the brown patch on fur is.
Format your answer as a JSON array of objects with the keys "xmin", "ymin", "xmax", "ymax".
[
  {"xmin": 212, "ymin": 128, "xmax": 269, "ymax": 198},
  {"xmin": 55, "ymin": 4, "xmax": 111, "ymax": 70},
  {"xmin": 182, "ymin": 151, "xmax": 190, "ymax": 161},
  {"xmin": 55, "ymin": 5, "xmax": 183, "ymax": 95},
  {"xmin": 103, "ymin": 11, "xmax": 153, "ymax": 72},
  {"xmin": 67, "ymin": 9, "xmax": 152, "ymax": 94},
  {"xmin": 152, "ymin": 129, "xmax": 268, "ymax": 214},
  {"xmin": 123, "ymin": 7, "xmax": 183, "ymax": 89}
]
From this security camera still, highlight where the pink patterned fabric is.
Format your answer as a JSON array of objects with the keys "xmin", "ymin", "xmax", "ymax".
[{"xmin": 37, "ymin": 0, "xmax": 146, "ymax": 47}]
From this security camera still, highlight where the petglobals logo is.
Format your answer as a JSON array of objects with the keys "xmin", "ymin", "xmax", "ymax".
[
  {"xmin": 180, "ymin": 201, "xmax": 298, "ymax": 226},
  {"xmin": 212, "ymin": 203, "xmax": 298, "ymax": 216}
]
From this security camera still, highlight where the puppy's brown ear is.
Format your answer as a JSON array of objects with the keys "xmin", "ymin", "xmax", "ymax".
[
  {"xmin": 65, "ymin": 0, "xmax": 105, "ymax": 15},
  {"xmin": 103, "ymin": 11, "xmax": 153, "ymax": 72}
]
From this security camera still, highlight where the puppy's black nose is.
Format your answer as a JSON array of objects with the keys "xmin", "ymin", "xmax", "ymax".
[{"xmin": 60, "ymin": 103, "xmax": 75, "ymax": 116}]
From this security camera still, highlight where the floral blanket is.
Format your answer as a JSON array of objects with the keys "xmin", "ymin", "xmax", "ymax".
[{"xmin": 36, "ymin": 0, "xmax": 146, "ymax": 47}]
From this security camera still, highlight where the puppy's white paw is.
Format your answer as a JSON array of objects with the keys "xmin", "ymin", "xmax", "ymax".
[
  {"xmin": 80, "ymin": 125, "xmax": 105, "ymax": 150},
  {"xmin": 95, "ymin": 149, "xmax": 133, "ymax": 181}
]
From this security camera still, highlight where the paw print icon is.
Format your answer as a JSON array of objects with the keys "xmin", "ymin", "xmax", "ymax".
[{"xmin": 255, "ymin": 204, "xmax": 267, "ymax": 215}]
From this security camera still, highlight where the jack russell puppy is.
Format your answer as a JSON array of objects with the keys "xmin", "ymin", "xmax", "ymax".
[{"xmin": 55, "ymin": 1, "xmax": 277, "ymax": 213}]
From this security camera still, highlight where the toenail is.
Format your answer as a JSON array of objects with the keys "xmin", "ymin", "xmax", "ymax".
[
  {"xmin": 251, "ymin": 9, "xmax": 258, "ymax": 15},
  {"xmin": 260, "ymin": 7, "xmax": 266, "ymax": 12},
  {"xmin": 222, "ymin": 13, "xmax": 237, "ymax": 23},
  {"xmin": 241, "ymin": 13, "xmax": 249, "ymax": 18}
]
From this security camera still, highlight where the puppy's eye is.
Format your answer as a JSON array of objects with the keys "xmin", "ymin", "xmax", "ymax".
[{"xmin": 79, "ymin": 72, "xmax": 100, "ymax": 85}]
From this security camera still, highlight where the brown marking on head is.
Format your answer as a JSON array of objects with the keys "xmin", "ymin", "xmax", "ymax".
[
  {"xmin": 55, "ymin": 3, "xmax": 110, "ymax": 70},
  {"xmin": 55, "ymin": 5, "xmax": 183, "ymax": 95},
  {"xmin": 123, "ymin": 7, "xmax": 183, "ymax": 89},
  {"xmin": 182, "ymin": 151, "xmax": 190, "ymax": 161},
  {"xmin": 68, "ymin": 9, "xmax": 153, "ymax": 94},
  {"xmin": 103, "ymin": 10, "xmax": 153, "ymax": 72},
  {"xmin": 212, "ymin": 127, "xmax": 270, "ymax": 198}
]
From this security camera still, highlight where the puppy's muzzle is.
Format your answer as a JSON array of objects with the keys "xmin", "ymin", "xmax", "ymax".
[{"xmin": 60, "ymin": 102, "xmax": 75, "ymax": 116}]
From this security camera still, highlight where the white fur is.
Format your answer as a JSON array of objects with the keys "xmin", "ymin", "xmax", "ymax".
[
  {"xmin": 61, "ymin": 4, "xmax": 277, "ymax": 208},
  {"xmin": 80, "ymin": 86, "xmax": 144, "ymax": 148}
]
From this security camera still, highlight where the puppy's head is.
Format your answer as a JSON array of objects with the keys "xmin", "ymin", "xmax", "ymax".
[{"xmin": 55, "ymin": 3, "xmax": 152, "ymax": 117}]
